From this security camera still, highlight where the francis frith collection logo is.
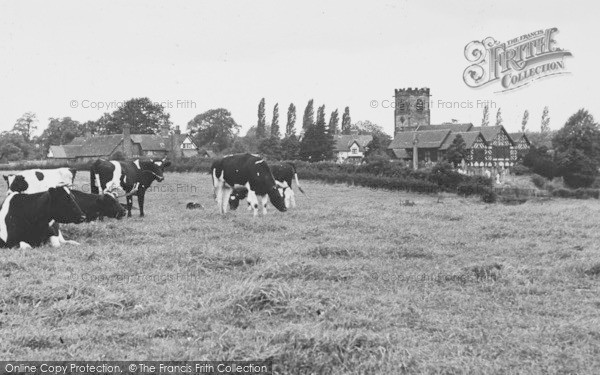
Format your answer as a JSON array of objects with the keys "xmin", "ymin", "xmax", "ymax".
[{"xmin": 463, "ymin": 27, "xmax": 572, "ymax": 92}]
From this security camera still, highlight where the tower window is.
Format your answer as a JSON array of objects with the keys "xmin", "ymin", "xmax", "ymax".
[{"xmin": 416, "ymin": 99, "xmax": 424, "ymax": 112}]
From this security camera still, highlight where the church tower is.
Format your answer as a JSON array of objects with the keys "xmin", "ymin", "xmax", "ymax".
[{"xmin": 394, "ymin": 87, "xmax": 431, "ymax": 135}]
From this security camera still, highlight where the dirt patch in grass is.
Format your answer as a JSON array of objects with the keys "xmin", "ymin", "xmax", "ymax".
[
  {"xmin": 200, "ymin": 254, "xmax": 262, "ymax": 271},
  {"xmin": 466, "ymin": 263, "xmax": 503, "ymax": 281},
  {"xmin": 584, "ymin": 263, "xmax": 600, "ymax": 277}
]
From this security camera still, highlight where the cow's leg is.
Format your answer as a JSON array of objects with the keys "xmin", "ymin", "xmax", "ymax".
[
  {"xmin": 19, "ymin": 241, "xmax": 32, "ymax": 250},
  {"xmin": 50, "ymin": 235, "xmax": 61, "ymax": 248},
  {"xmin": 245, "ymin": 184, "xmax": 259, "ymax": 217},
  {"xmin": 126, "ymin": 195, "xmax": 133, "ymax": 217},
  {"xmin": 220, "ymin": 185, "xmax": 232, "ymax": 214},
  {"xmin": 258, "ymin": 195, "xmax": 268, "ymax": 215},
  {"xmin": 289, "ymin": 189, "xmax": 296, "ymax": 208},
  {"xmin": 58, "ymin": 230, "xmax": 80, "ymax": 246},
  {"xmin": 137, "ymin": 189, "xmax": 146, "ymax": 217}
]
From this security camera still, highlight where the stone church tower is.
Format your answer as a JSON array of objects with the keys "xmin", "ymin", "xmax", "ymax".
[{"xmin": 394, "ymin": 87, "xmax": 431, "ymax": 135}]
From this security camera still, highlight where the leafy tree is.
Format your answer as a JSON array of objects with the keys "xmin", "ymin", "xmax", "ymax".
[
  {"xmin": 257, "ymin": 98, "xmax": 266, "ymax": 139},
  {"xmin": 328, "ymin": 109, "xmax": 339, "ymax": 136},
  {"xmin": 258, "ymin": 136, "xmax": 283, "ymax": 160},
  {"xmin": 103, "ymin": 98, "xmax": 171, "ymax": 134},
  {"xmin": 286, "ymin": 103, "xmax": 296, "ymax": 137},
  {"xmin": 481, "ymin": 105, "xmax": 489, "ymax": 127},
  {"xmin": 39, "ymin": 117, "xmax": 83, "ymax": 153},
  {"xmin": 523, "ymin": 146, "xmax": 557, "ymax": 179},
  {"xmin": 552, "ymin": 109, "xmax": 600, "ymax": 164},
  {"xmin": 281, "ymin": 135, "xmax": 301, "ymax": 160},
  {"xmin": 300, "ymin": 105, "xmax": 334, "ymax": 162},
  {"xmin": 341, "ymin": 106, "xmax": 352, "ymax": 134},
  {"xmin": 0, "ymin": 132, "xmax": 31, "ymax": 161},
  {"xmin": 271, "ymin": 103, "xmax": 280, "ymax": 138},
  {"xmin": 302, "ymin": 99, "xmax": 315, "ymax": 131},
  {"xmin": 187, "ymin": 108, "xmax": 241, "ymax": 151},
  {"xmin": 13, "ymin": 112, "xmax": 38, "ymax": 141},
  {"xmin": 521, "ymin": 110, "xmax": 529, "ymax": 133},
  {"xmin": 541, "ymin": 106, "xmax": 550, "ymax": 133},
  {"xmin": 348, "ymin": 120, "xmax": 392, "ymax": 147},
  {"xmin": 445, "ymin": 134, "xmax": 468, "ymax": 166},
  {"xmin": 495, "ymin": 107, "xmax": 503, "ymax": 126},
  {"xmin": 364, "ymin": 134, "xmax": 391, "ymax": 159},
  {"xmin": 555, "ymin": 148, "xmax": 598, "ymax": 188}
]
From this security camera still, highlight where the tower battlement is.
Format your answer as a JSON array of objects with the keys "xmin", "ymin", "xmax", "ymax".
[{"xmin": 394, "ymin": 87, "xmax": 430, "ymax": 96}]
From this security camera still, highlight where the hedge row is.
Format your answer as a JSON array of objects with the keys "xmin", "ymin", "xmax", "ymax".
[{"xmin": 551, "ymin": 188, "xmax": 600, "ymax": 199}]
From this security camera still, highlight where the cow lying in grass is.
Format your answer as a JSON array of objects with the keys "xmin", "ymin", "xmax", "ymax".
[
  {"xmin": 3, "ymin": 168, "xmax": 76, "ymax": 194},
  {"xmin": 71, "ymin": 190, "xmax": 126, "ymax": 221},
  {"xmin": 0, "ymin": 187, "xmax": 86, "ymax": 249}
]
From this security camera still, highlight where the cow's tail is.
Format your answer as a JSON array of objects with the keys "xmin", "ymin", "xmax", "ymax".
[{"xmin": 289, "ymin": 162, "xmax": 306, "ymax": 195}]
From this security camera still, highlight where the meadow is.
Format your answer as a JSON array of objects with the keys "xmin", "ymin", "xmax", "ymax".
[{"xmin": 1, "ymin": 171, "xmax": 600, "ymax": 374}]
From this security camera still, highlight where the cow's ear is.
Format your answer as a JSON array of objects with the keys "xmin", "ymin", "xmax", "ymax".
[
  {"xmin": 2, "ymin": 175, "xmax": 8, "ymax": 183},
  {"xmin": 69, "ymin": 168, "xmax": 77, "ymax": 180}
]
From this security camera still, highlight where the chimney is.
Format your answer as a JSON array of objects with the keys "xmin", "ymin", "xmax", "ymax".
[
  {"xmin": 170, "ymin": 125, "xmax": 182, "ymax": 159},
  {"xmin": 123, "ymin": 123, "xmax": 132, "ymax": 159}
]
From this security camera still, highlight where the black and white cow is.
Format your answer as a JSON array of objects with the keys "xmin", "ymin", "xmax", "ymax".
[
  {"xmin": 90, "ymin": 158, "xmax": 171, "ymax": 217},
  {"xmin": 70, "ymin": 190, "xmax": 126, "ymax": 221},
  {"xmin": 228, "ymin": 162, "xmax": 306, "ymax": 211},
  {"xmin": 211, "ymin": 153, "xmax": 286, "ymax": 216},
  {"xmin": 270, "ymin": 162, "xmax": 305, "ymax": 208},
  {"xmin": 3, "ymin": 168, "xmax": 76, "ymax": 194},
  {"xmin": 0, "ymin": 187, "xmax": 86, "ymax": 249}
]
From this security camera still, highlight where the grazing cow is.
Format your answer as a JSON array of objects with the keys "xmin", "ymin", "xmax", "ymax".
[
  {"xmin": 90, "ymin": 158, "xmax": 171, "ymax": 217},
  {"xmin": 0, "ymin": 187, "xmax": 86, "ymax": 249},
  {"xmin": 228, "ymin": 186, "xmax": 249, "ymax": 210},
  {"xmin": 210, "ymin": 153, "xmax": 286, "ymax": 216},
  {"xmin": 3, "ymin": 168, "xmax": 76, "ymax": 194},
  {"xmin": 70, "ymin": 190, "xmax": 126, "ymax": 221},
  {"xmin": 270, "ymin": 162, "xmax": 305, "ymax": 208}
]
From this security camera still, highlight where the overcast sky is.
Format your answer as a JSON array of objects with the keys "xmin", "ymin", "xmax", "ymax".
[{"xmin": 1, "ymin": 0, "xmax": 597, "ymax": 137}]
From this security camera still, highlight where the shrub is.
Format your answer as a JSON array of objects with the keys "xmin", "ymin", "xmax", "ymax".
[
  {"xmin": 457, "ymin": 182, "xmax": 477, "ymax": 197},
  {"xmin": 480, "ymin": 188, "xmax": 497, "ymax": 203},
  {"xmin": 511, "ymin": 164, "xmax": 530, "ymax": 176},
  {"xmin": 531, "ymin": 174, "xmax": 546, "ymax": 189}
]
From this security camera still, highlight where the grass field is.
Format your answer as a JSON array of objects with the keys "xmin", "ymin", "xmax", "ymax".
[{"xmin": 1, "ymin": 171, "xmax": 600, "ymax": 374}]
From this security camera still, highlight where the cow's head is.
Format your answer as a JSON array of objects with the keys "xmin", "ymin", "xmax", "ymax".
[
  {"xmin": 228, "ymin": 186, "xmax": 249, "ymax": 210},
  {"xmin": 252, "ymin": 160, "xmax": 286, "ymax": 212},
  {"xmin": 140, "ymin": 158, "xmax": 172, "ymax": 185},
  {"xmin": 99, "ymin": 193, "xmax": 126, "ymax": 219},
  {"xmin": 48, "ymin": 186, "xmax": 86, "ymax": 224},
  {"xmin": 3, "ymin": 174, "xmax": 28, "ymax": 193}
]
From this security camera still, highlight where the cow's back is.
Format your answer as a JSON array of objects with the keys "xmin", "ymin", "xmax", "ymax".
[{"xmin": 8, "ymin": 168, "xmax": 74, "ymax": 194}]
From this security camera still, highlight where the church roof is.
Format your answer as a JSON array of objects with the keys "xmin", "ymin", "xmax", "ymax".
[
  {"xmin": 388, "ymin": 129, "xmax": 451, "ymax": 149},
  {"xmin": 416, "ymin": 123, "xmax": 474, "ymax": 132}
]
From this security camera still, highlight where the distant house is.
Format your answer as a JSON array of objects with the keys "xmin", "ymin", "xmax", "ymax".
[
  {"xmin": 508, "ymin": 132, "xmax": 532, "ymax": 159},
  {"xmin": 47, "ymin": 125, "xmax": 198, "ymax": 162},
  {"xmin": 334, "ymin": 134, "xmax": 373, "ymax": 163},
  {"xmin": 389, "ymin": 87, "xmax": 531, "ymax": 168}
]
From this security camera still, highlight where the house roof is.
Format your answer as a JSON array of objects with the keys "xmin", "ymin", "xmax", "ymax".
[
  {"xmin": 470, "ymin": 126, "xmax": 505, "ymax": 143},
  {"xmin": 439, "ymin": 131, "xmax": 484, "ymax": 150},
  {"xmin": 334, "ymin": 135, "xmax": 373, "ymax": 152},
  {"xmin": 131, "ymin": 134, "xmax": 168, "ymax": 151},
  {"xmin": 388, "ymin": 129, "xmax": 451, "ymax": 149},
  {"xmin": 508, "ymin": 132, "xmax": 531, "ymax": 145},
  {"xmin": 416, "ymin": 123, "xmax": 474, "ymax": 132}
]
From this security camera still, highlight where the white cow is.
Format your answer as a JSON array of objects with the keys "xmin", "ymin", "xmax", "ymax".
[{"xmin": 3, "ymin": 168, "xmax": 76, "ymax": 194}]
